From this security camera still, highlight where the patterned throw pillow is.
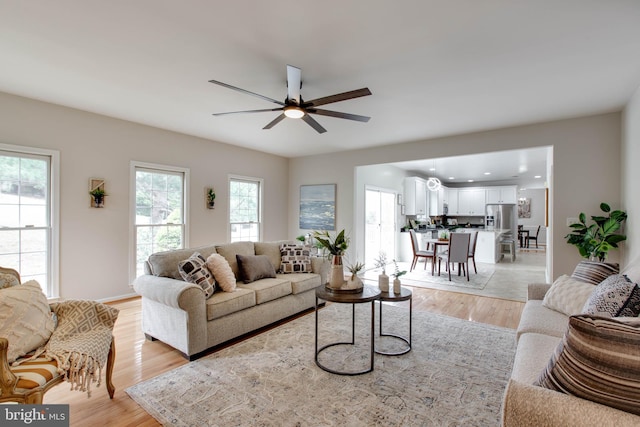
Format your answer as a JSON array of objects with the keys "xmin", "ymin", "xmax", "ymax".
[
  {"xmin": 178, "ymin": 252, "xmax": 215, "ymax": 299},
  {"xmin": 582, "ymin": 274, "xmax": 640, "ymax": 317},
  {"xmin": 0, "ymin": 272, "xmax": 20, "ymax": 289},
  {"xmin": 542, "ymin": 275, "xmax": 595, "ymax": 316},
  {"xmin": 0, "ymin": 280, "xmax": 56, "ymax": 363},
  {"xmin": 279, "ymin": 244, "xmax": 312, "ymax": 274},
  {"xmin": 535, "ymin": 315, "xmax": 640, "ymax": 416},
  {"xmin": 206, "ymin": 254, "xmax": 236, "ymax": 292},
  {"xmin": 236, "ymin": 254, "xmax": 276, "ymax": 283},
  {"xmin": 571, "ymin": 260, "xmax": 619, "ymax": 285}
]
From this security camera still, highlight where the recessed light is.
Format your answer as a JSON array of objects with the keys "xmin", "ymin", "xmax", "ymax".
[
  {"xmin": 468, "ymin": 179, "xmax": 474, "ymax": 183},
  {"xmin": 448, "ymin": 177, "xmax": 455, "ymax": 180},
  {"xmin": 429, "ymin": 167, "xmax": 436, "ymax": 171},
  {"xmin": 484, "ymin": 172, "xmax": 491, "ymax": 175},
  {"xmin": 534, "ymin": 175, "xmax": 541, "ymax": 179}
]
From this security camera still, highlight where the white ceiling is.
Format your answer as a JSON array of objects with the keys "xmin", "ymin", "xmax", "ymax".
[{"xmin": 1, "ymin": 1, "xmax": 640, "ymax": 186}]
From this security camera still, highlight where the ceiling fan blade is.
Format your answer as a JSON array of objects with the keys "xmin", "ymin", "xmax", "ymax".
[
  {"xmin": 208, "ymin": 79, "xmax": 285, "ymax": 106},
  {"xmin": 212, "ymin": 108, "xmax": 283, "ymax": 116},
  {"xmin": 303, "ymin": 88, "xmax": 372, "ymax": 108},
  {"xmin": 301, "ymin": 114, "xmax": 327, "ymax": 134},
  {"xmin": 286, "ymin": 65, "xmax": 301, "ymax": 104},
  {"xmin": 307, "ymin": 108, "xmax": 370, "ymax": 122},
  {"xmin": 263, "ymin": 113, "xmax": 287, "ymax": 130}
]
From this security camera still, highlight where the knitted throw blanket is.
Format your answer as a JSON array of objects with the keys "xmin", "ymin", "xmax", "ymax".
[{"xmin": 27, "ymin": 300, "xmax": 119, "ymax": 396}]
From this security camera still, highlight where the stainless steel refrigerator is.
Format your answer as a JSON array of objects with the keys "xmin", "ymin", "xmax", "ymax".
[{"xmin": 485, "ymin": 203, "xmax": 517, "ymax": 238}]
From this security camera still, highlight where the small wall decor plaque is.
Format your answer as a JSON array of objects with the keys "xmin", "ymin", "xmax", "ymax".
[
  {"xmin": 89, "ymin": 178, "xmax": 106, "ymax": 208},
  {"xmin": 206, "ymin": 187, "xmax": 216, "ymax": 209}
]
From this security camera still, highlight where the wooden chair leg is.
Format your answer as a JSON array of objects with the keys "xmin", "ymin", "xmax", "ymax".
[{"xmin": 105, "ymin": 338, "xmax": 116, "ymax": 399}]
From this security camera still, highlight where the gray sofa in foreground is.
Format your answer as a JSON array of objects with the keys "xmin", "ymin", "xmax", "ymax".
[
  {"xmin": 133, "ymin": 241, "xmax": 327, "ymax": 359},
  {"xmin": 502, "ymin": 281, "xmax": 639, "ymax": 426}
]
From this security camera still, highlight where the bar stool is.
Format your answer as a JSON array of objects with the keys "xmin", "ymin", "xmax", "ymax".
[{"xmin": 500, "ymin": 238, "xmax": 516, "ymax": 262}]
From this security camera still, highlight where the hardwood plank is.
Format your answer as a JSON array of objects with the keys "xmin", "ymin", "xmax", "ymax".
[{"xmin": 41, "ymin": 290, "xmax": 523, "ymax": 426}]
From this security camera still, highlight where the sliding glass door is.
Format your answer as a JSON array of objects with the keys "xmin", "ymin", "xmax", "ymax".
[{"xmin": 365, "ymin": 188, "xmax": 396, "ymax": 268}]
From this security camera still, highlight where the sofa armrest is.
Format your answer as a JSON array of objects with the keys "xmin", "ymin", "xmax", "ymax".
[
  {"xmin": 527, "ymin": 283, "xmax": 551, "ymax": 301},
  {"xmin": 133, "ymin": 275, "xmax": 205, "ymax": 309},
  {"xmin": 502, "ymin": 380, "xmax": 639, "ymax": 427}
]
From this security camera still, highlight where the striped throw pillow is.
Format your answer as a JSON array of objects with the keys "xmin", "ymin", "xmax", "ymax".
[
  {"xmin": 571, "ymin": 260, "xmax": 619, "ymax": 285},
  {"xmin": 535, "ymin": 315, "xmax": 640, "ymax": 416}
]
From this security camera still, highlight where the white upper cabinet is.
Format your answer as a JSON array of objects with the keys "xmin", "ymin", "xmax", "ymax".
[
  {"xmin": 485, "ymin": 185, "xmax": 517, "ymax": 204},
  {"xmin": 457, "ymin": 188, "xmax": 486, "ymax": 216},
  {"xmin": 447, "ymin": 188, "xmax": 458, "ymax": 215},
  {"xmin": 404, "ymin": 177, "xmax": 428, "ymax": 215}
]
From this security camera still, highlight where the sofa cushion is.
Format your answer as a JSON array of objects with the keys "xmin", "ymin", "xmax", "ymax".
[
  {"xmin": 279, "ymin": 244, "xmax": 312, "ymax": 273},
  {"xmin": 516, "ymin": 300, "xmax": 569, "ymax": 341},
  {"xmin": 0, "ymin": 280, "xmax": 56, "ymax": 363},
  {"xmin": 148, "ymin": 245, "xmax": 217, "ymax": 279},
  {"xmin": 571, "ymin": 260, "xmax": 619, "ymax": 285},
  {"xmin": 205, "ymin": 287, "xmax": 256, "ymax": 321},
  {"xmin": 254, "ymin": 240, "xmax": 290, "ymax": 272},
  {"xmin": 206, "ymin": 254, "xmax": 237, "ymax": 292},
  {"xmin": 535, "ymin": 315, "xmax": 640, "ymax": 416},
  {"xmin": 542, "ymin": 275, "xmax": 595, "ymax": 316},
  {"xmin": 277, "ymin": 273, "xmax": 321, "ymax": 294},
  {"xmin": 238, "ymin": 278, "xmax": 291, "ymax": 304},
  {"xmin": 582, "ymin": 274, "xmax": 640, "ymax": 317},
  {"xmin": 178, "ymin": 252, "xmax": 215, "ymax": 299},
  {"xmin": 510, "ymin": 332, "xmax": 561, "ymax": 385},
  {"xmin": 215, "ymin": 242, "xmax": 256, "ymax": 279},
  {"xmin": 236, "ymin": 254, "xmax": 277, "ymax": 283}
]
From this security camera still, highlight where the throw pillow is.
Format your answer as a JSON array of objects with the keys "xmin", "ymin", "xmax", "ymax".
[
  {"xmin": 178, "ymin": 252, "xmax": 215, "ymax": 299},
  {"xmin": 535, "ymin": 315, "xmax": 640, "ymax": 416},
  {"xmin": 542, "ymin": 275, "xmax": 595, "ymax": 316},
  {"xmin": 206, "ymin": 254, "xmax": 237, "ymax": 292},
  {"xmin": 582, "ymin": 274, "xmax": 640, "ymax": 317},
  {"xmin": 0, "ymin": 280, "xmax": 56, "ymax": 363},
  {"xmin": 236, "ymin": 254, "xmax": 277, "ymax": 283},
  {"xmin": 571, "ymin": 260, "xmax": 619, "ymax": 285},
  {"xmin": 279, "ymin": 244, "xmax": 312, "ymax": 274},
  {"xmin": 0, "ymin": 272, "xmax": 20, "ymax": 289}
]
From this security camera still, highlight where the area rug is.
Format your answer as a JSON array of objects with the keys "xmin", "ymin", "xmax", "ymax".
[
  {"xmin": 363, "ymin": 261, "xmax": 494, "ymax": 292},
  {"xmin": 126, "ymin": 304, "xmax": 516, "ymax": 426}
]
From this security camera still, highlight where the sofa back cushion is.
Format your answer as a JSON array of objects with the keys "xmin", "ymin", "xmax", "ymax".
[
  {"xmin": 147, "ymin": 245, "xmax": 217, "ymax": 279},
  {"xmin": 254, "ymin": 240, "xmax": 291, "ymax": 272},
  {"xmin": 215, "ymin": 242, "xmax": 256, "ymax": 279}
]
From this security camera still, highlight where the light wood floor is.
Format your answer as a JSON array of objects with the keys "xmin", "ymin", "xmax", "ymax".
[{"xmin": 42, "ymin": 288, "xmax": 523, "ymax": 426}]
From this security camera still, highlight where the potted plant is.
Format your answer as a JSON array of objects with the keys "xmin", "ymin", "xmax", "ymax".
[
  {"xmin": 565, "ymin": 202, "xmax": 627, "ymax": 262},
  {"xmin": 89, "ymin": 188, "xmax": 107, "ymax": 208},
  {"xmin": 206, "ymin": 188, "xmax": 216, "ymax": 209},
  {"xmin": 392, "ymin": 259, "xmax": 407, "ymax": 294},
  {"xmin": 374, "ymin": 251, "xmax": 389, "ymax": 292},
  {"xmin": 345, "ymin": 260, "xmax": 365, "ymax": 291},
  {"xmin": 313, "ymin": 230, "xmax": 349, "ymax": 290}
]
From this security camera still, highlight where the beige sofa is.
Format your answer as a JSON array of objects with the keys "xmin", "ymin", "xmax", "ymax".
[
  {"xmin": 133, "ymin": 241, "xmax": 327, "ymax": 360},
  {"xmin": 502, "ymin": 282, "xmax": 639, "ymax": 426}
]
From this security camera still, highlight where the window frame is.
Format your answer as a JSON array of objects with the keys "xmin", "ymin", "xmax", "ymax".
[
  {"xmin": 129, "ymin": 161, "xmax": 190, "ymax": 282},
  {"xmin": 0, "ymin": 143, "xmax": 60, "ymax": 299},
  {"xmin": 228, "ymin": 175, "xmax": 263, "ymax": 242}
]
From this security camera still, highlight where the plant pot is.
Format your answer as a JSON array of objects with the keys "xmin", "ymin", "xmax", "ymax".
[
  {"xmin": 378, "ymin": 273, "xmax": 389, "ymax": 292},
  {"xmin": 393, "ymin": 278, "xmax": 401, "ymax": 294},
  {"xmin": 327, "ymin": 255, "xmax": 345, "ymax": 290},
  {"xmin": 344, "ymin": 275, "xmax": 363, "ymax": 291},
  {"xmin": 93, "ymin": 196, "xmax": 104, "ymax": 208},
  {"xmin": 207, "ymin": 202, "xmax": 215, "ymax": 209}
]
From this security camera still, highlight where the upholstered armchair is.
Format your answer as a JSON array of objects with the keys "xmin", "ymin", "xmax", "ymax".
[{"xmin": 0, "ymin": 267, "xmax": 118, "ymax": 404}]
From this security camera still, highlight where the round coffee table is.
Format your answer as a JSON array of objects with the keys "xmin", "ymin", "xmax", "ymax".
[
  {"xmin": 376, "ymin": 287, "xmax": 412, "ymax": 356},
  {"xmin": 315, "ymin": 284, "xmax": 381, "ymax": 375}
]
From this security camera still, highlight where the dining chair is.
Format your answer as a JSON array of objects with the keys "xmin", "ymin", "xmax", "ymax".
[
  {"xmin": 409, "ymin": 229, "xmax": 435, "ymax": 273},
  {"xmin": 526, "ymin": 225, "xmax": 541, "ymax": 248},
  {"xmin": 467, "ymin": 230, "xmax": 478, "ymax": 274},
  {"xmin": 437, "ymin": 232, "xmax": 471, "ymax": 281}
]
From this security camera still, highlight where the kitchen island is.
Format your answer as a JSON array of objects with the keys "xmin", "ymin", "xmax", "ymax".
[{"xmin": 475, "ymin": 229, "xmax": 511, "ymax": 264}]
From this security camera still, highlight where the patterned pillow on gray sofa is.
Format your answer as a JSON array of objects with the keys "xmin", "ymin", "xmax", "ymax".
[
  {"xmin": 279, "ymin": 244, "xmax": 312, "ymax": 273},
  {"xmin": 571, "ymin": 260, "xmax": 619, "ymax": 285},
  {"xmin": 582, "ymin": 274, "xmax": 640, "ymax": 317},
  {"xmin": 178, "ymin": 252, "xmax": 215, "ymax": 299}
]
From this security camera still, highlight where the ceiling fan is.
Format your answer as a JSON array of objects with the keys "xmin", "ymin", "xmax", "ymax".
[{"xmin": 208, "ymin": 65, "xmax": 371, "ymax": 134}]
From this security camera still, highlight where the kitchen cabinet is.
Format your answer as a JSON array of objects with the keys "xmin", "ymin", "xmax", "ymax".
[
  {"xmin": 428, "ymin": 186, "xmax": 443, "ymax": 216},
  {"xmin": 404, "ymin": 177, "xmax": 427, "ymax": 215},
  {"xmin": 457, "ymin": 188, "xmax": 485, "ymax": 216},
  {"xmin": 446, "ymin": 188, "xmax": 458, "ymax": 215},
  {"xmin": 485, "ymin": 185, "xmax": 517, "ymax": 204}
]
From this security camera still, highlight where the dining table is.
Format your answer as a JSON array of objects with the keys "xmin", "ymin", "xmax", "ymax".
[
  {"xmin": 518, "ymin": 229, "xmax": 530, "ymax": 248},
  {"xmin": 423, "ymin": 238, "xmax": 451, "ymax": 275}
]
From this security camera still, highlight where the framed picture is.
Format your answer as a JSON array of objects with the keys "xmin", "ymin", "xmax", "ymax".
[
  {"xmin": 518, "ymin": 198, "xmax": 531, "ymax": 218},
  {"xmin": 299, "ymin": 184, "xmax": 336, "ymax": 230}
]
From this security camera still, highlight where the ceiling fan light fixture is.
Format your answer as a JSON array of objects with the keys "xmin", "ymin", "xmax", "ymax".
[{"xmin": 284, "ymin": 106, "xmax": 305, "ymax": 119}]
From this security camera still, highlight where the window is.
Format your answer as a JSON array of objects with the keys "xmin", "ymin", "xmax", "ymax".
[
  {"xmin": 0, "ymin": 145, "xmax": 59, "ymax": 297},
  {"xmin": 229, "ymin": 176, "xmax": 262, "ymax": 242},
  {"xmin": 131, "ymin": 162, "xmax": 189, "ymax": 279}
]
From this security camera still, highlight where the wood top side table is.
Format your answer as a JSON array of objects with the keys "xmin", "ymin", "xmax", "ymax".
[{"xmin": 376, "ymin": 287, "xmax": 412, "ymax": 356}]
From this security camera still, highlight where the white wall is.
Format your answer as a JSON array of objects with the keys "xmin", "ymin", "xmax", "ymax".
[
  {"xmin": 289, "ymin": 113, "xmax": 622, "ymax": 280},
  {"xmin": 622, "ymin": 85, "xmax": 640, "ymax": 265},
  {"xmin": 0, "ymin": 92, "xmax": 289, "ymax": 301}
]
